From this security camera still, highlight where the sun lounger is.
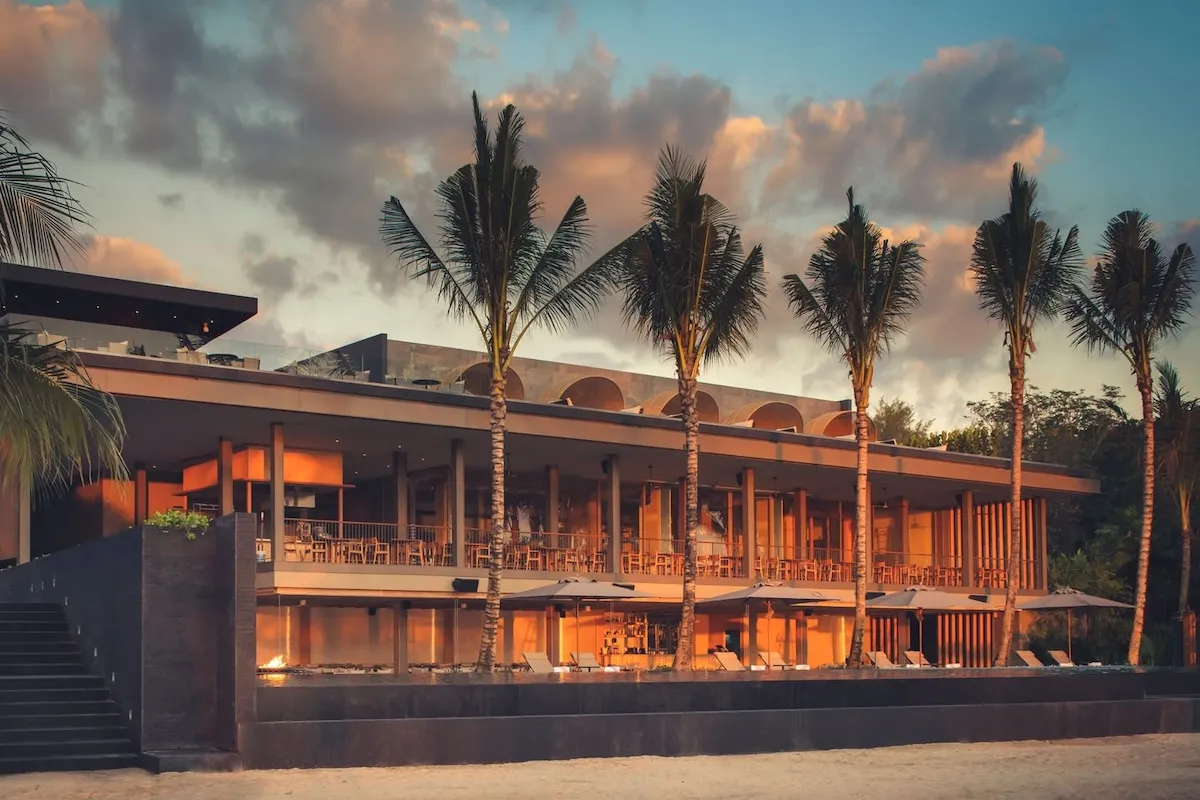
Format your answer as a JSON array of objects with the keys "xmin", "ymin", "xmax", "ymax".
[
  {"xmin": 570, "ymin": 652, "xmax": 604, "ymax": 672},
  {"xmin": 1047, "ymin": 650, "xmax": 1075, "ymax": 667},
  {"xmin": 1016, "ymin": 650, "xmax": 1045, "ymax": 667},
  {"xmin": 523, "ymin": 652, "xmax": 556, "ymax": 674},
  {"xmin": 758, "ymin": 651, "xmax": 791, "ymax": 670},
  {"xmin": 903, "ymin": 650, "xmax": 933, "ymax": 667},
  {"xmin": 866, "ymin": 651, "xmax": 896, "ymax": 668},
  {"xmin": 713, "ymin": 651, "xmax": 745, "ymax": 671}
]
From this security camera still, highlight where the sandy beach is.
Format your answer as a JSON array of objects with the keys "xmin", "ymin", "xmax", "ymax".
[{"xmin": 2, "ymin": 734, "xmax": 1197, "ymax": 800}]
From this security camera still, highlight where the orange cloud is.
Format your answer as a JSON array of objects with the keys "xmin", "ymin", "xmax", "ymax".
[{"xmin": 80, "ymin": 235, "xmax": 193, "ymax": 287}]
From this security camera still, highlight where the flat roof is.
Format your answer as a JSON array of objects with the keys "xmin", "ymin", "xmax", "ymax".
[{"xmin": 0, "ymin": 261, "xmax": 258, "ymax": 341}]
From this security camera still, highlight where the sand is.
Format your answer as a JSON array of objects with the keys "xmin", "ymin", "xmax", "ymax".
[{"xmin": 2, "ymin": 734, "xmax": 1197, "ymax": 800}]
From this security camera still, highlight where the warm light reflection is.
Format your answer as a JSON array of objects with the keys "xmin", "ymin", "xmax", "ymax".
[{"xmin": 260, "ymin": 654, "xmax": 287, "ymax": 669}]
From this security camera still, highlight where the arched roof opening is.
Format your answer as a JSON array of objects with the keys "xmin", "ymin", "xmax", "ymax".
[
  {"xmin": 656, "ymin": 391, "xmax": 720, "ymax": 423},
  {"xmin": 727, "ymin": 401, "xmax": 805, "ymax": 431},
  {"xmin": 557, "ymin": 376, "xmax": 625, "ymax": 411},
  {"xmin": 804, "ymin": 410, "xmax": 878, "ymax": 440},
  {"xmin": 457, "ymin": 362, "xmax": 526, "ymax": 401}
]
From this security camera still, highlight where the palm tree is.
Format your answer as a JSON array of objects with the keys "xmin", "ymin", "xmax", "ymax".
[
  {"xmin": 379, "ymin": 93, "xmax": 622, "ymax": 670},
  {"xmin": 617, "ymin": 146, "xmax": 766, "ymax": 670},
  {"xmin": 782, "ymin": 188, "xmax": 925, "ymax": 666},
  {"xmin": 1065, "ymin": 211, "xmax": 1197, "ymax": 664},
  {"xmin": 0, "ymin": 115, "xmax": 126, "ymax": 495},
  {"xmin": 1154, "ymin": 362, "xmax": 1199, "ymax": 619},
  {"xmin": 969, "ymin": 163, "xmax": 1083, "ymax": 666}
]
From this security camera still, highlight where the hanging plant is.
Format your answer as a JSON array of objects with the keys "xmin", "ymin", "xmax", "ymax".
[{"xmin": 145, "ymin": 509, "xmax": 211, "ymax": 540}]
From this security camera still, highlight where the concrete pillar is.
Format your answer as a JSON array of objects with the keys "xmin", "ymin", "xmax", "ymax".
[
  {"xmin": 795, "ymin": 489, "xmax": 808, "ymax": 560},
  {"xmin": 298, "ymin": 605, "xmax": 312, "ymax": 666},
  {"xmin": 1, "ymin": 471, "xmax": 33, "ymax": 565},
  {"xmin": 605, "ymin": 455, "xmax": 620, "ymax": 575},
  {"xmin": 393, "ymin": 451, "xmax": 409, "ymax": 538},
  {"xmin": 741, "ymin": 467, "xmax": 755, "ymax": 579},
  {"xmin": 218, "ymin": 438, "xmax": 234, "ymax": 516},
  {"xmin": 784, "ymin": 612, "xmax": 794, "ymax": 665},
  {"xmin": 134, "ymin": 463, "xmax": 149, "ymax": 527},
  {"xmin": 393, "ymin": 602, "xmax": 408, "ymax": 675},
  {"xmin": 747, "ymin": 604, "xmax": 759, "ymax": 667},
  {"xmin": 271, "ymin": 423, "xmax": 285, "ymax": 560},
  {"xmin": 545, "ymin": 465, "xmax": 560, "ymax": 542},
  {"xmin": 450, "ymin": 439, "xmax": 466, "ymax": 568},
  {"xmin": 899, "ymin": 497, "xmax": 910, "ymax": 557},
  {"xmin": 502, "ymin": 608, "xmax": 516, "ymax": 667},
  {"xmin": 960, "ymin": 491, "xmax": 976, "ymax": 587},
  {"xmin": 1037, "ymin": 497, "xmax": 1049, "ymax": 590}
]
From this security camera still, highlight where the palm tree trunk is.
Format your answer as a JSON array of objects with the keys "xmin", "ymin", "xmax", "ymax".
[
  {"xmin": 1179, "ymin": 491, "xmax": 1192, "ymax": 619},
  {"xmin": 1129, "ymin": 380, "xmax": 1155, "ymax": 665},
  {"xmin": 994, "ymin": 361, "xmax": 1025, "ymax": 666},
  {"xmin": 476, "ymin": 371, "xmax": 507, "ymax": 671},
  {"xmin": 672, "ymin": 371, "xmax": 700, "ymax": 671},
  {"xmin": 847, "ymin": 385, "xmax": 869, "ymax": 667}
]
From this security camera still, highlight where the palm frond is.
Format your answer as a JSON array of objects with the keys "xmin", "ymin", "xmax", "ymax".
[
  {"xmin": 0, "ymin": 327, "xmax": 127, "ymax": 494},
  {"xmin": 0, "ymin": 113, "xmax": 88, "ymax": 268}
]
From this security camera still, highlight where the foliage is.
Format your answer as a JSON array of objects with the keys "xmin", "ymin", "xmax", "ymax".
[
  {"xmin": 871, "ymin": 398, "xmax": 933, "ymax": 445},
  {"xmin": 145, "ymin": 509, "xmax": 211, "ymax": 540}
]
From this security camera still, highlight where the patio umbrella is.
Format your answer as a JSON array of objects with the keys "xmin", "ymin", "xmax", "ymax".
[
  {"xmin": 504, "ymin": 578, "xmax": 652, "ymax": 664},
  {"xmin": 867, "ymin": 587, "xmax": 990, "ymax": 666},
  {"xmin": 700, "ymin": 583, "xmax": 832, "ymax": 667},
  {"xmin": 1017, "ymin": 587, "xmax": 1134, "ymax": 664}
]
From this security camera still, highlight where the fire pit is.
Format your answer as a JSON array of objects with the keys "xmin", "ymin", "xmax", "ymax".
[{"xmin": 257, "ymin": 655, "xmax": 312, "ymax": 676}]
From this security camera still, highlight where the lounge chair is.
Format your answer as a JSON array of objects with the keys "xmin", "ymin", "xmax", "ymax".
[
  {"xmin": 1047, "ymin": 650, "xmax": 1075, "ymax": 667},
  {"xmin": 1016, "ymin": 650, "xmax": 1045, "ymax": 667},
  {"xmin": 903, "ymin": 650, "xmax": 933, "ymax": 667},
  {"xmin": 523, "ymin": 652, "xmax": 556, "ymax": 674},
  {"xmin": 713, "ymin": 651, "xmax": 745, "ymax": 671},
  {"xmin": 570, "ymin": 652, "xmax": 604, "ymax": 672},
  {"xmin": 866, "ymin": 651, "xmax": 896, "ymax": 668},
  {"xmin": 758, "ymin": 651, "xmax": 791, "ymax": 670}
]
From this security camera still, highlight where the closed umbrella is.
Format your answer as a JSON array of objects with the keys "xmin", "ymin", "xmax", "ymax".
[
  {"xmin": 700, "ymin": 583, "xmax": 832, "ymax": 666},
  {"xmin": 867, "ymin": 587, "xmax": 990, "ymax": 666},
  {"xmin": 504, "ymin": 578, "xmax": 652, "ymax": 664},
  {"xmin": 1017, "ymin": 587, "xmax": 1134, "ymax": 664}
]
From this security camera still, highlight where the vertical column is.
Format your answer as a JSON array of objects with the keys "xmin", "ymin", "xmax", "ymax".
[
  {"xmin": 298, "ymin": 605, "xmax": 312, "ymax": 665},
  {"xmin": 741, "ymin": 467, "xmax": 755, "ymax": 579},
  {"xmin": 899, "ymin": 498, "xmax": 910, "ymax": 555},
  {"xmin": 450, "ymin": 439, "xmax": 466, "ymax": 568},
  {"xmin": 393, "ymin": 451, "xmax": 409, "ymax": 537},
  {"xmin": 545, "ymin": 465, "xmax": 560, "ymax": 543},
  {"xmin": 605, "ymin": 455, "xmax": 621, "ymax": 576},
  {"xmin": 1037, "ymin": 497, "xmax": 1049, "ymax": 590},
  {"xmin": 795, "ymin": 489, "xmax": 808, "ymax": 560},
  {"xmin": 783, "ymin": 611, "xmax": 794, "ymax": 666},
  {"xmin": 218, "ymin": 438, "xmax": 234, "ymax": 516},
  {"xmin": 863, "ymin": 479, "xmax": 873, "ymax": 575},
  {"xmin": 393, "ymin": 602, "xmax": 409, "ymax": 675},
  {"xmin": 502, "ymin": 609, "xmax": 515, "ymax": 666},
  {"xmin": 960, "ymin": 491, "xmax": 975, "ymax": 587},
  {"xmin": 134, "ymin": 462, "xmax": 149, "ymax": 527},
  {"xmin": 747, "ymin": 604, "xmax": 758, "ymax": 667},
  {"xmin": 16, "ymin": 471, "xmax": 31, "ymax": 564},
  {"xmin": 270, "ymin": 423, "xmax": 285, "ymax": 561},
  {"xmin": 676, "ymin": 478, "xmax": 687, "ymax": 548}
]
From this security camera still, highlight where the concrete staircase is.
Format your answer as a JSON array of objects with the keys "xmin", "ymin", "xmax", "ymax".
[{"xmin": 0, "ymin": 602, "xmax": 138, "ymax": 774}]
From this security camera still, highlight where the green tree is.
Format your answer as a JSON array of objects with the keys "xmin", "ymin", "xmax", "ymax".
[
  {"xmin": 1065, "ymin": 210, "xmax": 1197, "ymax": 664},
  {"xmin": 969, "ymin": 163, "xmax": 1083, "ymax": 666},
  {"xmin": 616, "ymin": 146, "xmax": 766, "ymax": 670},
  {"xmin": 782, "ymin": 188, "xmax": 925, "ymax": 666},
  {"xmin": 871, "ymin": 397, "xmax": 932, "ymax": 445},
  {"xmin": 1154, "ymin": 362, "xmax": 1198, "ymax": 618},
  {"xmin": 0, "ymin": 115, "xmax": 126, "ymax": 494},
  {"xmin": 379, "ymin": 94, "xmax": 622, "ymax": 670}
]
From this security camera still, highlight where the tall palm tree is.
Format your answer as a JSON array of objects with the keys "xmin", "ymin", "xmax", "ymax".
[
  {"xmin": 1154, "ymin": 362, "xmax": 1198, "ymax": 619},
  {"xmin": 617, "ymin": 146, "xmax": 766, "ymax": 670},
  {"xmin": 0, "ymin": 115, "xmax": 126, "ymax": 495},
  {"xmin": 379, "ymin": 93, "xmax": 622, "ymax": 670},
  {"xmin": 782, "ymin": 188, "xmax": 925, "ymax": 666},
  {"xmin": 1065, "ymin": 211, "xmax": 1196, "ymax": 664},
  {"xmin": 969, "ymin": 163, "xmax": 1083, "ymax": 666}
]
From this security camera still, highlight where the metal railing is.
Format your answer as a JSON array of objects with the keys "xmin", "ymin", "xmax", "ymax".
[
  {"xmin": 463, "ymin": 528, "xmax": 609, "ymax": 573},
  {"xmin": 755, "ymin": 546, "xmax": 854, "ymax": 582},
  {"xmin": 872, "ymin": 551, "xmax": 963, "ymax": 587},
  {"xmin": 972, "ymin": 557, "xmax": 1039, "ymax": 590},
  {"xmin": 279, "ymin": 520, "xmax": 454, "ymax": 566},
  {"xmin": 621, "ymin": 538, "xmax": 745, "ymax": 578}
]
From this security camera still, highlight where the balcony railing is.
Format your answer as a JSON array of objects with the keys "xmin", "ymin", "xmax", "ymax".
[
  {"xmin": 464, "ymin": 528, "xmax": 609, "ymax": 574},
  {"xmin": 973, "ymin": 557, "xmax": 1039, "ymax": 589},
  {"xmin": 873, "ymin": 551, "xmax": 963, "ymax": 587},
  {"xmin": 757, "ymin": 546, "xmax": 853, "ymax": 582},
  {"xmin": 277, "ymin": 520, "xmax": 454, "ymax": 566}
]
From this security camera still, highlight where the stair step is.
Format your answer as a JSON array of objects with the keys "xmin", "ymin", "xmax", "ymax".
[
  {"xmin": 0, "ymin": 674, "xmax": 105, "ymax": 691},
  {"xmin": 0, "ymin": 725, "xmax": 128, "ymax": 744},
  {"xmin": 0, "ymin": 651, "xmax": 84, "ymax": 665},
  {"xmin": 0, "ymin": 603, "xmax": 60, "ymax": 613},
  {"xmin": 0, "ymin": 641, "xmax": 78, "ymax": 654},
  {"xmin": 0, "ymin": 712, "xmax": 124, "ymax": 731},
  {"xmin": 0, "ymin": 737, "xmax": 136, "ymax": 758},
  {"xmin": 0, "ymin": 620, "xmax": 69, "ymax": 632},
  {"xmin": 0, "ymin": 700, "xmax": 117, "ymax": 717},
  {"xmin": 0, "ymin": 687, "xmax": 109, "ymax": 704},
  {"xmin": 0, "ymin": 662, "xmax": 87, "ymax": 676},
  {"xmin": 0, "ymin": 631, "xmax": 74, "ymax": 644},
  {"xmin": 0, "ymin": 752, "xmax": 140, "ymax": 775},
  {"xmin": 0, "ymin": 610, "xmax": 66, "ymax": 623}
]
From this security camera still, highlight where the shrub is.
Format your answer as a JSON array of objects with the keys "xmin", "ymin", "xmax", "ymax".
[{"xmin": 145, "ymin": 509, "xmax": 210, "ymax": 540}]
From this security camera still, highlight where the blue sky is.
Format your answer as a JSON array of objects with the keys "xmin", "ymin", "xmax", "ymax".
[{"xmin": 3, "ymin": 0, "xmax": 1198, "ymax": 425}]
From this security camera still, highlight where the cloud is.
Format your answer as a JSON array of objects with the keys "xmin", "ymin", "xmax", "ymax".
[
  {"xmin": 238, "ymin": 233, "xmax": 336, "ymax": 305},
  {"xmin": 79, "ymin": 234, "xmax": 192, "ymax": 286},
  {"xmin": 763, "ymin": 41, "xmax": 1068, "ymax": 224},
  {"xmin": 157, "ymin": 192, "xmax": 184, "ymax": 209}
]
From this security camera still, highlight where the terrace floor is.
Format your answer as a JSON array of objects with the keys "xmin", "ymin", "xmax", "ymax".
[{"xmin": 3, "ymin": 735, "xmax": 1197, "ymax": 799}]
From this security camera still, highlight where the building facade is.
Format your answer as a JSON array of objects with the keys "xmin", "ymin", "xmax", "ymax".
[{"xmin": 0, "ymin": 264, "xmax": 1100, "ymax": 670}]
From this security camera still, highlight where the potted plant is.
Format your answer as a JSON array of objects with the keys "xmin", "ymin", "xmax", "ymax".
[{"xmin": 144, "ymin": 509, "xmax": 211, "ymax": 541}]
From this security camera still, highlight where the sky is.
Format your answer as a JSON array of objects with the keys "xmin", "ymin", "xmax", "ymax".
[{"xmin": 3, "ymin": 0, "xmax": 1198, "ymax": 427}]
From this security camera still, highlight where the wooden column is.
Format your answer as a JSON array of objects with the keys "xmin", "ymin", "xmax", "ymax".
[
  {"xmin": 393, "ymin": 450, "xmax": 409, "ymax": 535},
  {"xmin": 270, "ymin": 423, "xmax": 285, "ymax": 560},
  {"xmin": 676, "ymin": 478, "xmax": 687, "ymax": 548},
  {"xmin": 218, "ymin": 437, "xmax": 234, "ymax": 516},
  {"xmin": 13, "ymin": 471, "xmax": 31, "ymax": 564},
  {"xmin": 795, "ymin": 489, "xmax": 808, "ymax": 559},
  {"xmin": 741, "ymin": 467, "xmax": 755, "ymax": 579},
  {"xmin": 899, "ymin": 497, "xmax": 910, "ymax": 554},
  {"xmin": 1037, "ymin": 497, "xmax": 1049, "ymax": 590},
  {"xmin": 960, "ymin": 491, "xmax": 975, "ymax": 587},
  {"xmin": 545, "ymin": 465, "xmax": 559, "ymax": 541},
  {"xmin": 134, "ymin": 463, "xmax": 149, "ymax": 527},
  {"xmin": 450, "ymin": 439, "xmax": 466, "ymax": 569},
  {"xmin": 605, "ymin": 455, "xmax": 621, "ymax": 576}
]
